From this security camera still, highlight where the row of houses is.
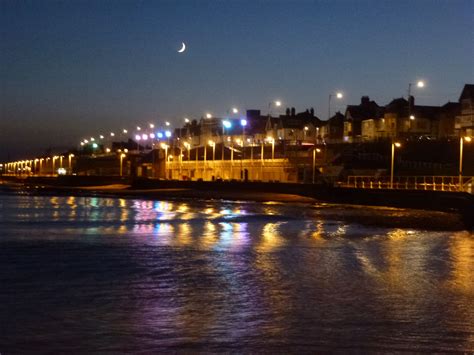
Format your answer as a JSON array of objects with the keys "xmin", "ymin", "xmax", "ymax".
[{"xmin": 171, "ymin": 84, "xmax": 473, "ymax": 148}]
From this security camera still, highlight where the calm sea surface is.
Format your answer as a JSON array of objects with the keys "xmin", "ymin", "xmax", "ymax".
[{"xmin": 0, "ymin": 192, "xmax": 473, "ymax": 353}]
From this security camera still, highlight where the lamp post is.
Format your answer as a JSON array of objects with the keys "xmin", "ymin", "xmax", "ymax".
[
  {"xmin": 222, "ymin": 120, "xmax": 231, "ymax": 160},
  {"xmin": 68, "ymin": 154, "xmax": 74, "ymax": 173},
  {"xmin": 266, "ymin": 136, "xmax": 275, "ymax": 161},
  {"xmin": 120, "ymin": 153, "xmax": 126, "ymax": 176},
  {"xmin": 407, "ymin": 80, "xmax": 425, "ymax": 130},
  {"xmin": 240, "ymin": 119, "xmax": 247, "ymax": 180},
  {"xmin": 328, "ymin": 92, "xmax": 343, "ymax": 120},
  {"xmin": 208, "ymin": 140, "xmax": 215, "ymax": 178},
  {"xmin": 161, "ymin": 143, "xmax": 168, "ymax": 179},
  {"xmin": 312, "ymin": 148, "xmax": 321, "ymax": 183},
  {"xmin": 267, "ymin": 100, "xmax": 282, "ymax": 117},
  {"xmin": 390, "ymin": 142, "xmax": 401, "ymax": 189},
  {"xmin": 459, "ymin": 136, "xmax": 471, "ymax": 191}
]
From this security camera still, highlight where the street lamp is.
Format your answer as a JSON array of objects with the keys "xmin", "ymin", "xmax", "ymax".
[
  {"xmin": 184, "ymin": 118, "xmax": 190, "ymax": 124},
  {"xmin": 407, "ymin": 80, "xmax": 425, "ymax": 121},
  {"xmin": 266, "ymin": 136, "xmax": 275, "ymax": 160},
  {"xmin": 240, "ymin": 119, "xmax": 247, "ymax": 178},
  {"xmin": 161, "ymin": 143, "xmax": 169, "ymax": 179},
  {"xmin": 206, "ymin": 113, "xmax": 212, "ymax": 119},
  {"xmin": 268, "ymin": 100, "xmax": 282, "ymax": 115},
  {"xmin": 328, "ymin": 91, "xmax": 343, "ymax": 119},
  {"xmin": 390, "ymin": 142, "xmax": 401, "ymax": 189},
  {"xmin": 119, "ymin": 153, "xmax": 126, "ymax": 176},
  {"xmin": 312, "ymin": 148, "xmax": 321, "ymax": 183},
  {"xmin": 222, "ymin": 120, "xmax": 232, "ymax": 160},
  {"xmin": 208, "ymin": 140, "xmax": 216, "ymax": 162},
  {"xmin": 232, "ymin": 107, "xmax": 239, "ymax": 114},
  {"xmin": 68, "ymin": 154, "xmax": 74, "ymax": 172},
  {"xmin": 459, "ymin": 136, "xmax": 471, "ymax": 191},
  {"xmin": 184, "ymin": 142, "xmax": 191, "ymax": 161}
]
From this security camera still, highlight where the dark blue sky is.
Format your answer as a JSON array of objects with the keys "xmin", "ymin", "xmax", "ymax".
[{"xmin": 1, "ymin": 0, "xmax": 473, "ymax": 160}]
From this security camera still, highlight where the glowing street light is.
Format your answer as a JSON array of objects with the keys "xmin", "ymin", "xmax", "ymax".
[
  {"xmin": 267, "ymin": 136, "xmax": 275, "ymax": 160},
  {"xmin": 137, "ymin": 126, "xmax": 141, "ymax": 131},
  {"xmin": 268, "ymin": 100, "xmax": 282, "ymax": 115},
  {"xmin": 184, "ymin": 118, "xmax": 190, "ymax": 123},
  {"xmin": 123, "ymin": 129, "xmax": 128, "ymax": 134},
  {"xmin": 328, "ymin": 91, "xmax": 344, "ymax": 119},
  {"xmin": 390, "ymin": 142, "xmax": 402, "ymax": 189},
  {"xmin": 459, "ymin": 136, "xmax": 472, "ymax": 191},
  {"xmin": 120, "ymin": 153, "xmax": 126, "ymax": 176},
  {"xmin": 99, "ymin": 135, "xmax": 104, "ymax": 139},
  {"xmin": 206, "ymin": 113, "xmax": 212, "ymax": 119},
  {"xmin": 149, "ymin": 123, "xmax": 155, "ymax": 129},
  {"xmin": 408, "ymin": 80, "xmax": 425, "ymax": 121},
  {"xmin": 68, "ymin": 154, "xmax": 74, "ymax": 171},
  {"xmin": 232, "ymin": 107, "xmax": 239, "ymax": 114},
  {"xmin": 110, "ymin": 132, "xmax": 115, "ymax": 137},
  {"xmin": 161, "ymin": 142, "xmax": 169, "ymax": 178},
  {"xmin": 208, "ymin": 140, "xmax": 216, "ymax": 162},
  {"xmin": 312, "ymin": 148, "xmax": 322, "ymax": 183},
  {"xmin": 165, "ymin": 121, "xmax": 170, "ymax": 126},
  {"xmin": 222, "ymin": 120, "xmax": 232, "ymax": 160}
]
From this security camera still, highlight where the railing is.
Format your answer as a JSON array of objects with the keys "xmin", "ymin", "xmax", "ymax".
[{"xmin": 342, "ymin": 175, "xmax": 474, "ymax": 193}]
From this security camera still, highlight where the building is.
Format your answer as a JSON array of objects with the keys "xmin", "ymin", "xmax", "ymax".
[
  {"xmin": 455, "ymin": 84, "xmax": 474, "ymax": 136},
  {"xmin": 344, "ymin": 96, "xmax": 382, "ymax": 143},
  {"xmin": 320, "ymin": 112, "xmax": 344, "ymax": 143}
]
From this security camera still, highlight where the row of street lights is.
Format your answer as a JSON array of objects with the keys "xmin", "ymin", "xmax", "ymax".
[
  {"xmin": 390, "ymin": 135, "xmax": 471, "ymax": 191},
  {"xmin": 78, "ymin": 79, "xmax": 428, "ymax": 151}
]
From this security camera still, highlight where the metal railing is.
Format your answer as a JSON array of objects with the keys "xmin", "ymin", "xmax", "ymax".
[{"xmin": 342, "ymin": 175, "xmax": 474, "ymax": 193}]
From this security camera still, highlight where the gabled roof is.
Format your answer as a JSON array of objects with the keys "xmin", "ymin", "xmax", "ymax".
[
  {"xmin": 412, "ymin": 105, "xmax": 440, "ymax": 120},
  {"xmin": 321, "ymin": 112, "xmax": 344, "ymax": 126},
  {"xmin": 345, "ymin": 96, "xmax": 381, "ymax": 121},
  {"xmin": 441, "ymin": 101, "xmax": 461, "ymax": 114},
  {"xmin": 459, "ymin": 84, "xmax": 474, "ymax": 101},
  {"xmin": 385, "ymin": 97, "xmax": 408, "ymax": 114},
  {"xmin": 278, "ymin": 116, "xmax": 306, "ymax": 129}
]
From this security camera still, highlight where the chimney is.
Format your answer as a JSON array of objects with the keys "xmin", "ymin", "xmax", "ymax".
[
  {"xmin": 408, "ymin": 95, "xmax": 415, "ymax": 108},
  {"xmin": 286, "ymin": 107, "xmax": 290, "ymax": 116},
  {"xmin": 361, "ymin": 96, "xmax": 370, "ymax": 105},
  {"xmin": 291, "ymin": 107, "xmax": 296, "ymax": 116},
  {"xmin": 310, "ymin": 107, "xmax": 314, "ymax": 116}
]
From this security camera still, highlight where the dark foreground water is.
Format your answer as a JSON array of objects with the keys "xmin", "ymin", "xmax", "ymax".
[{"xmin": 0, "ymin": 192, "xmax": 473, "ymax": 353}]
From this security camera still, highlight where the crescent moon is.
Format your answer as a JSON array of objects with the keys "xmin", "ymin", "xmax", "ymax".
[{"xmin": 178, "ymin": 42, "xmax": 186, "ymax": 53}]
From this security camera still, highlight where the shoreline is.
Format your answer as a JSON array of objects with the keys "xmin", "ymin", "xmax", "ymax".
[{"xmin": 1, "ymin": 179, "xmax": 471, "ymax": 231}]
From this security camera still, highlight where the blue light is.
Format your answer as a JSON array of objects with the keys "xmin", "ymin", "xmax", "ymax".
[
  {"xmin": 157, "ymin": 132, "xmax": 163, "ymax": 139},
  {"xmin": 222, "ymin": 120, "xmax": 232, "ymax": 129},
  {"xmin": 165, "ymin": 130, "xmax": 172, "ymax": 138},
  {"xmin": 240, "ymin": 119, "xmax": 247, "ymax": 127}
]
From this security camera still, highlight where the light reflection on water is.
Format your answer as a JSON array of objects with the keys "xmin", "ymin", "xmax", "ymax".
[{"xmin": 0, "ymin": 193, "xmax": 473, "ymax": 352}]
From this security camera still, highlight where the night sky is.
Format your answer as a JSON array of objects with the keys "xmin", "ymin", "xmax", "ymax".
[{"xmin": 1, "ymin": 0, "xmax": 473, "ymax": 160}]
